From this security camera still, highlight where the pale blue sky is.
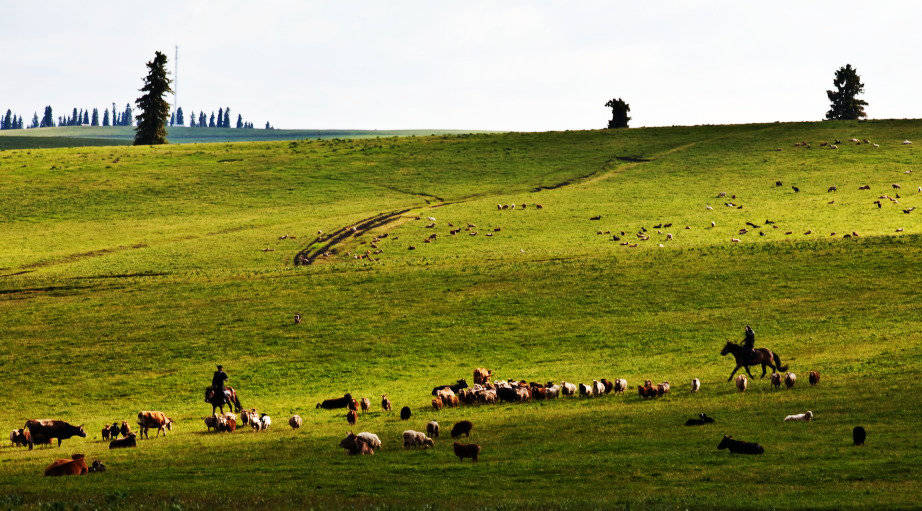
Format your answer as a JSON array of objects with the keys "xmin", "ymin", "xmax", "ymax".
[{"xmin": 1, "ymin": 1, "xmax": 919, "ymax": 130}]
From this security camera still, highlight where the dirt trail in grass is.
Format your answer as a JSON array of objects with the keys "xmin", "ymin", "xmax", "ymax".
[{"xmin": 294, "ymin": 209, "xmax": 414, "ymax": 265}]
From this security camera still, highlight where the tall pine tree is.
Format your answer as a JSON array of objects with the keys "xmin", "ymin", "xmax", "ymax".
[
  {"xmin": 217, "ymin": 108, "xmax": 224, "ymax": 128},
  {"xmin": 223, "ymin": 107, "xmax": 230, "ymax": 129},
  {"xmin": 30, "ymin": 112, "xmax": 39, "ymax": 128},
  {"xmin": 826, "ymin": 64, "xmax": 868, "ymax": 120},
  {"xmin": 236, "ymin": 114, "xmax": 243, "ymax": 129},
  {"xmin": 133, "ymin": 50, "xmax": 173, "ymax": 145},
  {"xmin": 176, "ymin": 107, "xmax": 184, "ymax": 125},
  {"xmin": 103, "ymin": 109, "xmax": 110, "ymax": 126},
  {"xmin": 91, "ymin": 108, "xmax": 99, "ymax": 126},
  {"xmin": 209, "ymin": 112, "xmax": 215, "ymax": 127},
  {"xmin": 41, "ymin": 106, "xmax": 54, "ymax": 127}
]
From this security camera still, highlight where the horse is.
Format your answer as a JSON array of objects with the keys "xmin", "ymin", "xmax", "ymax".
[
  {"xmin": 205, "ymin": 386, "xmax": 242, "ymax": 415},
  {"xmin": 720, "ymin": 340, "xmax": 788, "ymax": 382}
]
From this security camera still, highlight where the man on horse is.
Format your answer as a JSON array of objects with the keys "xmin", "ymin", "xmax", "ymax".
[
  {"xmin": 742, "ymin": 325, "xmax": 756, "ymax": 356},
  {"xmin": 212, "ymin": 364, "xmax": 228, "ymax": 393}
]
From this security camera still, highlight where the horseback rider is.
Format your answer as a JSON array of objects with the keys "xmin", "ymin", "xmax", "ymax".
[
  {"xmin": 211, "ymin": 364, "xmax": 228, "ymax": 400},
  {"xmin": 742, "ymin": 325, "xmax": 756, "ymax": 357}
]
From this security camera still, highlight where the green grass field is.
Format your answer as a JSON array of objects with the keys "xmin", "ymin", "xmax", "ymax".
[
  {"xmin": 0, "ymin": 126, "xmax": 483, "ymax": 150},
  {"xmin": 1, "ymin": 120, "xmax": 921, "ymax": 510}
]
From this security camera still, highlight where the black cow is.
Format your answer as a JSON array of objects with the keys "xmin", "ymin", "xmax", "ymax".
[
  {"xmin": 431, "ymin": 379, "xmax": 468, "ymax": 396},
  {"xmin": 24, "ymin": 420, "xmax": 87, "ymax": 450},
  {"xmin": 315, "ymin": 393, "xmax": 353, "ymax": 410}
]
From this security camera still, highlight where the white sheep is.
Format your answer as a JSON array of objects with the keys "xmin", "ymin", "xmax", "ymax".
[
  {"xmin": 560, "ymin": 381, "xmax": 577, "ymax": 396},
  {"xmin": 613, "ymin": 378, "xmax": 628, "ymax": 393},
  {"xmin": 288, "ymin": 415, "xmax": 302, "ymax": 429},
  {"xmin": 402, "ymin": 430, "xmax": 434, "ymax": 448},
  {"xmin": 259, "ymin": 414, "xmax": 271, "ymax": 430},
  {"xmin": 690, "ymin": 378, "xmax": 701, "ymax": 393},
  {"xmin": 357, "ymin": 432, "xmax": 382, "ymax": 450},
  {"xmin": 735, "ymin": 374, "xmax": 748, "ymax": 392},
  {"xmin": 592, "ymin": 380, "xmax": 605, "ymax": 396},
  {"xmin": 785, "ymin": 372, "xmax": 797, "ymax": 389},
  {"xmin": 784, "ymin": 411, "xmax": 814, "ymax": 422}
]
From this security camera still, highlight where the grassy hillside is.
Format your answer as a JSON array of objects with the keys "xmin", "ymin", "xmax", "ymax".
[
  {"xmin": 1, "ymin": 120, "xmax": 921, "ymax": 510},
  {"xmin": 0, "ymin": 126, "xmax": 483, "ymax": 149}
]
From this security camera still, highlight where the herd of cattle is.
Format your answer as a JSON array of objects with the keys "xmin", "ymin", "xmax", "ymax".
[{"xmin": 10, "ymin": 365, "xmax": 834, "ymax": 476}]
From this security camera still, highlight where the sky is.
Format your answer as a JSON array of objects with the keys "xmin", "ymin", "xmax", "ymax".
[{"xmin": 1, "ymin": 1, "xmax": 921, "ymax": 131}]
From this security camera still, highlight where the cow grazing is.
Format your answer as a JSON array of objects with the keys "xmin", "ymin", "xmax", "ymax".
[
  {"xmin": 735, "ymin": 374, "xmax": 748, "ymax": 392},
  {"xmin": 289, "ymin": 415, "xmax": 302, "ymax": 429},
  {"xmin": 44, "ymin": 454, "xmax": 89, "ymax": 476},
  {"xmin": 453, "ymin": 442, "xmax": 481, "ymax": 462},
  {"xmin": 137, "ymin": 411, "xmax": 173, "ymax": 439},
  {"xmin": 400, "ymin": 406, "xmax": 412, "ymax": 420},
  {"xmin": 770, "ymin": 372, "xmax": 782, "ymax": 390},
  {"xmin": 316, "ymin": 393, "xmax": 354, "ymax": 410},
  {"xmin": 360, "ymin": 397, "xmax": 371, "ymax": 412},
  {"xmin": 785, "ymin": 372, "xmax": 797, "ymax": 389},
  {"xmin": 24, "ymin": 420, "xmax": 87, "ymax": 450},
  {"xmin": 451, "ymin": 420, "xmax": 473, "ymax": 438},
  {"xmin": 784, "ymin": 411, "xmax": 814, "ymax": 422},
  {"xmin": 685, "ymin": 413, "xmax": 715, "ymax": 426},
  {"xmin": 717, "ymin": 435, "xmax": 764, "ymax": 455},
  {"xmin": 473, "ymin": 368, "xmax": 492, "ymax": 385},
  {"xmin": 381, "ymin": 394, "xmax": 392, "ymax": 411},
  {"xmin": 347, "ymin": 410, "xmax": 358, "ymax": 425},
  {"xmin": 853, "ymin": 426, "xmax": 866, "ymax": 446},
  {"xmin": 613, "ymin": 379, "xmax": 627, "ymax": 394},
  {"xmin": 691, "ymin": 378, "xmax": 701, "ymax": 393},
  {"xmin": 427, "ymin": 421, "xmax": 439, "ymax": 438},
  {"xmin": 403, "ymin": 430, "xmax": 434, "ymax": 448},
  {"xmin": 109, "ymin": 433, "xmax": 137, "ymax": 449},
  {"xmin": 809, "ymin": 371, "xmax": 820, "ymax": 386}
]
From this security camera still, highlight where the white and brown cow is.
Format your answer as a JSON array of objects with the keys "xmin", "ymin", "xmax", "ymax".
[{"xmin": 137, "ymin": 411, "xmax": 174, "ymax": 439}]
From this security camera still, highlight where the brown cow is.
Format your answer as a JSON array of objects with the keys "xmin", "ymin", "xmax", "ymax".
[
  {"xmin": 24, "ymin": 420, "xmax": 86, "ymax": 450},
  {"xmin": 381, "ymin": 394, "xmax": 392, "ymax": 411},
  {"xmin": 44, "ymin": 454, "xmax": 89, "ymax": 476},
  {"xmin": 119, "ymin": 421, "xmax": 131, "ymax": 438},
  {"xmin": 137, "ymin": 411, "xmax": 174, "ymax": 439}
]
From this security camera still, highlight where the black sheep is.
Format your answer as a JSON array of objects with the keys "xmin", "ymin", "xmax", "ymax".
[
  {"xmin": 684, "ymin": 413, "xmax": 715, "ymax": 426},
  {"xmin": 853, "ymin": 426, "xmax": 866, "ymax": 446},
  {"xmin": 400, "ymin": 406, "xmax": 411, "ymax": 420},
  {"xmin": 451, "ymin": 420, "xmax": 473, "ymax": 438},
  {"xmin": 717, "ymin": 435, "xmax": 763, "ymax": 455}
]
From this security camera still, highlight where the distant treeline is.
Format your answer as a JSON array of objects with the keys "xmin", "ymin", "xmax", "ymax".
[{"xmin": 0, "ymin": 104, "xmax": 272, "ymax": 130}]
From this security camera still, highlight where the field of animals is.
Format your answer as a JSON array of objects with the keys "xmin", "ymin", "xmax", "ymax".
[{"xmin": 1, "ymin": 120, "xmax": 922, "ymax": 509}]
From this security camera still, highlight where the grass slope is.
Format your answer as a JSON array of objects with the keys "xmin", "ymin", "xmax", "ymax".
[
  {"xmin": 1, "ymin": 120, "xmax": 921, "ymax": 510},
  {"xmin": 0, "ymin": 126, "xmax": 485, "ymax": 149}
]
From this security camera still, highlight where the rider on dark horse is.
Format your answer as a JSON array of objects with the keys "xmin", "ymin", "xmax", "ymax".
[
  {"xmin": 742, "ymin": 325, "xmax": 756, "ymax": 356},
  {"xmin": 207, "ymin": 364, "xmax": 238, "ymax": 412},
  {"xmin": 212, "ymin": 364, "xmax": 228, "ymax": 393}
]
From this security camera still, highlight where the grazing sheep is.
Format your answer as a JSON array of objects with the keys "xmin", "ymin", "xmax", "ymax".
[
  {"xmin": 809, "ymin": 371, "xmax": 820, "ymax": 386},
  {"xmin": 785, "ymin": 372, "xmax": 797, "ymax": 389},
  {"xmin": 453, "ymin": 442, "xmax": 481, "ymax": 462},
  {"xmin": 853, "ymin": 426, "xmax": 866, "ymax": 445},
  {"xmin": 592, "ymin": 380, "xmax": 605, "ymax": 396},
  {"xmin": 119, "ymin": 421, "xmax": 131, "ymax": 438},
  {"xmin": 204, "ymin": 415, "xmax": 220, "ymax": 432},
  {"xmin": 560, "ymin": 382, "xmax": 577, "ymax": 396},
  {"xmin": 348, "ymin": 398, "xmax": 359, "ymax": 411},
  {"xmin": 451, "ymin": 420, "xmax": 473, "ymax": 438},
  {"xmin": 735, "ymin": 374, "xmax": 748, "ymax": 392},
  {"xmin": 902, "ymin": 140, "xmax": 912, "ymax": 145},
  {"xmin": 579, "ymin": 383, "xmax": 591, "ymax": 396},
  {"xmin": 784, "ymin": 411, "xmax": 814, "ymax": 422},
  {"xmin": 10, "ymin": 429, "xmax": 27, "ymax": 447},
  {"xmin": 381, "ymin": 395, "xmax": 392, "ymax": 411},
  {"xmin": 684, "ymin": 413, "xmax": 715, "ymax": 426},
  {"xmin": 427, "ymin": 421, "xmax": 440, "ymax": 438},
  {"xmin": 658, "ymin": 382, "xmax": 671, "ymax": 395},
  {"xmin": 690, "ymin": 378, "xmax": 701, "ymax": 393},
  {"xmin": 545, "ymin": 384, "xmax": 561, "ymax": 399},
  {"xmin": 432, "ymin": 397, "xmax": 444, "ymax": 410},
  {"xmin": 357, "ymin": 432, "xmax": 381, "ymax": 450},
  {"xmin": 473, "ymin": 368, "xmax": 492, "ymax": 385},
  {"xmin": 259, "ymin": 414, "xmax": 271, "ymax": 430},
  {"xmin": 400, "ymin": 406, "xmax": 412, "ymax": 420},
  {"xmin": 100, "ymin": 425, "xmax": 111, "ymax": 441},
  {"xmin": 613, "ymin": 378, "xmax": 627, "ymax": 393},
  {"xmin": 770, "ymin": 372, "xmax": 782, "ymax": 390},
  {"xmin": 294, "ymin": 313, "xmax": 301, "ymax": 324},
  {"xmin": 403, "ymin": 430, "xmax": 434, "ymax": 448},
  {"xmin": 717, "ymin": 435, "xmax": 764, "ymax": 455},
  {"xmin": 347, "ymin": 410, "xmax": 357, "ymax": 425},
  {"xmin": 288, "ymin": 415, "xmax": 302, "ymax": 429}
]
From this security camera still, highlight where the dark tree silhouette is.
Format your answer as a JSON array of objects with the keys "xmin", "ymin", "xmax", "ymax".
[
  {"xmin": 91, "ymin": 108, "xmax": 99, "ymax": 126},
  {"xmin": 236, "ymin": 114, "xmax": 243, "ymax": 128},
  {"xmin": 223, "ymin": 107, "xmax": 230, "ymax": 129},
  {"xmin": 134, "ymin": 50, "xmax": 173, "ymax": 145},
  {"xmin": 826, "ymin": 64, "xmax": 867, "ymax": 120},
  {"xmin": 176, "ymin": 107, "xmax": 184, "ymax": 126},
  {"xmin": 102, "ymin": 109, "xmax": 110, "ymax": 126},
  {"xmin": 209, "ymin": 112, "xmax": 215, "ymax": 127},
  {"xmin": 217, "ymin": 107, "xmax": 224, "ymax": 128},
  {"xmin": 41, "ymin": 106, "xmax": 54, "ymax": 127},
  {"xmin": 30, "ymin": 112, "xmax": 39, "ymax": 128},
  {"xmin": 605, "ymin": 98, "xmax": 631, "ymax": 128}
]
